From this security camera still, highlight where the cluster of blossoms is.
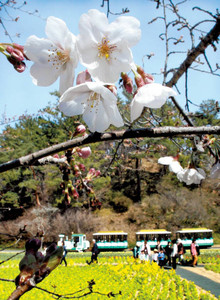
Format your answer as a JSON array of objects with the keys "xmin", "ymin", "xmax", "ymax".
[
  {"xmin": 23, "ymin": 9, "xmax": 177, "ymax": 133},
  {"xmin": 158, "ymin": 155, "xmax": 212, "ymax": 185}
]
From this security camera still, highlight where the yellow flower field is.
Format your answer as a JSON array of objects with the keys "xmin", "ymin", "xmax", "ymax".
[{"xmin": 0, "ymin": 254, "xmax": 218, "ymax": 300}]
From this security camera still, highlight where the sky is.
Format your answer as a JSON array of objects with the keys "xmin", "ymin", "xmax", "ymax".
[{"xmin": 0, "ymin": 0, "xmax": 219, "ymax": 129}]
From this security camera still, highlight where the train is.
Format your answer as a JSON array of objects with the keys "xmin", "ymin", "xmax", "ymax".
[{"xmin": 58, "ymin": 228, "xmax": 213, "ymax": 252}]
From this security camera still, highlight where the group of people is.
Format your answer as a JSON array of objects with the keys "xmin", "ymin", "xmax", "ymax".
[
  {"xmin": 133, "ymin": 238, "xmax": 200, "ymax": 269},
  {"xmin": 60, "ymin": 238, "xmax": 200, "ymax": 269},
  {"xmin": 59, "ymin": 239, "xmax": 100, "ymax": 267}
]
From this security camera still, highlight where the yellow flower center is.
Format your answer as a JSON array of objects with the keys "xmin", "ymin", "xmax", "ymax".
[
  {"xmin": 97, "ymin": 38, "xmax": 117, "ymax": 61},
  {"xmin": 47, "ymin": 46, "xmax": 70, "ymax": 69}
]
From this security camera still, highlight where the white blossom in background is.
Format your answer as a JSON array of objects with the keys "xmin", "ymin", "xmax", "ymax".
[
  {"xmin": 130, "ymin": 83, "xmax": 177, "ymax": 122},
  {"xmin": 210, "ymin": 161, "xmax": 220, "ymax": 179},
  {"xmin": 177, "ymin": 168, "xmax": 206, "ymax": 185},
  {"xmin": 24, "ymin": 16, "xmax": 78, "ymax": 95},
  {"xmin": 77, "ymin": 9, "xmax": 141, "ymax": 83},
  {"xmin": 58, "ymin": 81, "xmax": 124, "ymax": 133},
  {"xmin": 158, "ymin": 156, "xmax": 183, "ymax": 174}
]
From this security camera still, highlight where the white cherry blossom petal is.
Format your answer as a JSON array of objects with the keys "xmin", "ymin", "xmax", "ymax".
[
  {"xmin": 30, "ymin": 63, "xmax": 60, "ymax": 86},
  {"xmin": 169, "ymin": 161, "xmax": 183, "ymax": 174},
  {"xmin": 130, "ymin": 99, "xmax": 144, "ymax": 123},
  {"xmin": 158, "ymin": 156, "xmax": 174, "ymax": 165},
  {"xmin": 45, "ymin": 16, "xmax": 70, "ymax": 48}
]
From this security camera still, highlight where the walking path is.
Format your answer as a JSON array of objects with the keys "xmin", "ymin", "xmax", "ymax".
[{"xmin": 176, "ymin": 265, "xmax": 220, "ymax": 298}]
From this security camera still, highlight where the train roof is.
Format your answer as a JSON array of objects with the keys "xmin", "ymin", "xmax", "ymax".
[
  {"xmin": 93, "ymin": 231, "xmax": 127, "ymax": 235},
  {"xmin": 136, "ymin": 229, "xmax": 171, "ymax": 234},
  {"xmin": 58, "ymin": 233, "xmax": 85, "ymax": 237},
  {"xmin": 176, "ymin": 228, "xmax": 213, "ymax": 233}
]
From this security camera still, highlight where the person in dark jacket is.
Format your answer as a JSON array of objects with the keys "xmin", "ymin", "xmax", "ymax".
[
  {"xmin": 60, "ymin": 241, "xmax": 68, "ymax": 267},
  {"xmin": 164, "ymin": 241, "xmax": 172, "ymax": 266},
  {"xmin": 87, "ymin": 239, "xmax": 99, "ymax": 265}
]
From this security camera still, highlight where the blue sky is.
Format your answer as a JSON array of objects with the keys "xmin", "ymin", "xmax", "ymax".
[{"xmin": 0, "ymin": 0, "xmax": 219, "ymax": 128}]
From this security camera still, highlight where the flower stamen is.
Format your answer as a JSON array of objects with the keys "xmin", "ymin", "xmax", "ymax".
[
  {"xmin": 97, "ymin": 38, "xmax": 117, "ymax": 61},
  {"xmin": 89, "ymin": 92, "xmax": 100, "ymax": 108},
  {"xmin": 47, "ymin": 46, "xmax": 70, "ymax": 69}
]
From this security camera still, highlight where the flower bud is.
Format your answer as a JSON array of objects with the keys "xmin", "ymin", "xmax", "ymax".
[
  {"xmin": 6, "ymin": 46, "xmax": 24, "ymax": 61},
  {"xmin": 136, "ymin": 66, "xmax": 154, "ymax": 84},
  {"xmin": 134, "ymin": 73, "xmax": 145, "ymax": 88},
  {"xmin": 121, "ymin": 73, "xmax": 133, "ymax": 93},
  {"xmin": 78, "ymin": 163, "xmax": 85, "ymax": 171},
  {"xmin": 76, "ymin": 124, "xmax": 86, "ymax": 134},
  {"xmin": 95, "ymin": 170, "xmax": 101, "ymax": 177},
  {"xmin": 106, "ymin": 85, "xmax": 117, "ymax": 96},
  {"xmin": 77, "ymin": 146, "xmax": 91, "ymax": 158}
]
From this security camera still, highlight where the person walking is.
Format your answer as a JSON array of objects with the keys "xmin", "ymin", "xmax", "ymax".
[
  {"xmin": 87, "ymin": 239, "xmax": 99, "ymax": 265},
  {"xmin": 171, "ymin": 239, "xmax": 178, "ymax": 270},
  {"xmin": 140, "ymin": 240, "xmax": 151, "ymax": 262},
  {"xmin": 60, "ymin": 241, "xmax": 68, "ymax": 267},
  {"xmin": 165, "ymin": 241, "xmax": 172, "ymax": 266},
  {"xmin": 190, "ymin": 239, "xmax": 198, "ymax": 267},
  {"xmin": 177, "ymin": 238, "xmax": 185, "ymax": 264},
  {"xmin": 132, "ymin": 244, "xmax": 140, "ymax": 259}
]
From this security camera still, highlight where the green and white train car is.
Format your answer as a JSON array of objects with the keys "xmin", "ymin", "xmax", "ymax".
[
  {"xmin": 93, "ymin": 231, "xmax": 128, "ymax": 251},
  {"xmin": 176, "ymin": 228, "xmax": 213, "ymax": 249},
  {"xmin": 136, "ymin": 229, "xmax": 171, "ymax": 249},
  {"xmin": 58, "ymin": 233, "xmax": 90, "ymax": 252}
]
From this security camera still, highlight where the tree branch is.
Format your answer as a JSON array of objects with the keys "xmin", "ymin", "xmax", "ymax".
[
  {"xmin": 166, "ymin": 17, "xmax": 220, "ymax": 87},
  {"xmin": 0, "ymin": 126, "xmax": 220, "ymax": 173}
]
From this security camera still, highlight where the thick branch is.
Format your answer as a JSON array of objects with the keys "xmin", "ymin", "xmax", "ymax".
[
  {"xmin": 166, "ymin": 17, "xmax": 220, "ymax": 87},
  {"xmin": 0, "ymin": 126, "xmax": 220, "ymax": 173}
]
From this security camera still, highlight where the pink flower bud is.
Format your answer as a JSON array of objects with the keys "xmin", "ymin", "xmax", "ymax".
[
  {"xmin": 77, "ymin": 147, "xmax": 91, "ymax": 158},
  {"xmin": 88, "ymin": 168, "xmax": 96, "ymax": 175},
  {"xmin": 7, "ymin": 57, "xmax": 26, "ymax": 73},
  {"xmin": 76, "ymin": 70, "xmax": 92, "ymax": 85},
  {"xmin": 136, "ymin": 66, "xmax": 154, "ymax": 84},
  {"xmin": 74, "ymin": 165, "xmax": 80, "ymax": 171},
  {"xmin": 121, "ymin": 73, "xmax": 133, "ymax": 93},
  {"xmin": 78, "ymin": 163, "xmax": 85, "ymax": 171},
  {"xmin": 53, "ymin": 154, "xmax": 60, "ymax": 159},
  {"xmin": 13, "ymin": 43, "xmax": 24, "ymax": 52},
  {"xmin": 106, "ymin": 85, "xmax": 117, "ymax": 96},
  {"xmin": 6, "ymin": 46, "xmax": 24, "ymax": 61},
  {"xmin": 134, "ymin": 73, "xmax": 145, "ymax": 88},
  {"xmin": 76, "ymin": 124, "xmax": 86, "ymax": 134},
  {"xmin": 73, "ymin": 189, "xmax": 79, "ymax": 199},
  {"xmin": 95, "ymin": 170, "xmax": 101, "ymax": 177}
]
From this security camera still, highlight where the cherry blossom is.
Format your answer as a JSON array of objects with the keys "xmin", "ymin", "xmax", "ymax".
[
  {"xmin": 130, "ymin": 83, "xmax": 177, "ymax": 122},
  {"xmin": 177, "ymin": 168, "xmax": 206, "ymax": 185},
  {"xmin": 77, "ymin": 9, "xmax": 141, "ymax": 83},
  {"xmin": 58, "ymin": 81, "xmax": 124, "ymax": 132},
  {"xmin": 158, "ymin": 156, "xmax": 183, "ymax": 174},
  {"xmin": 24, "ymin": 16, "xmax": 78, "ymax": 95}
]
